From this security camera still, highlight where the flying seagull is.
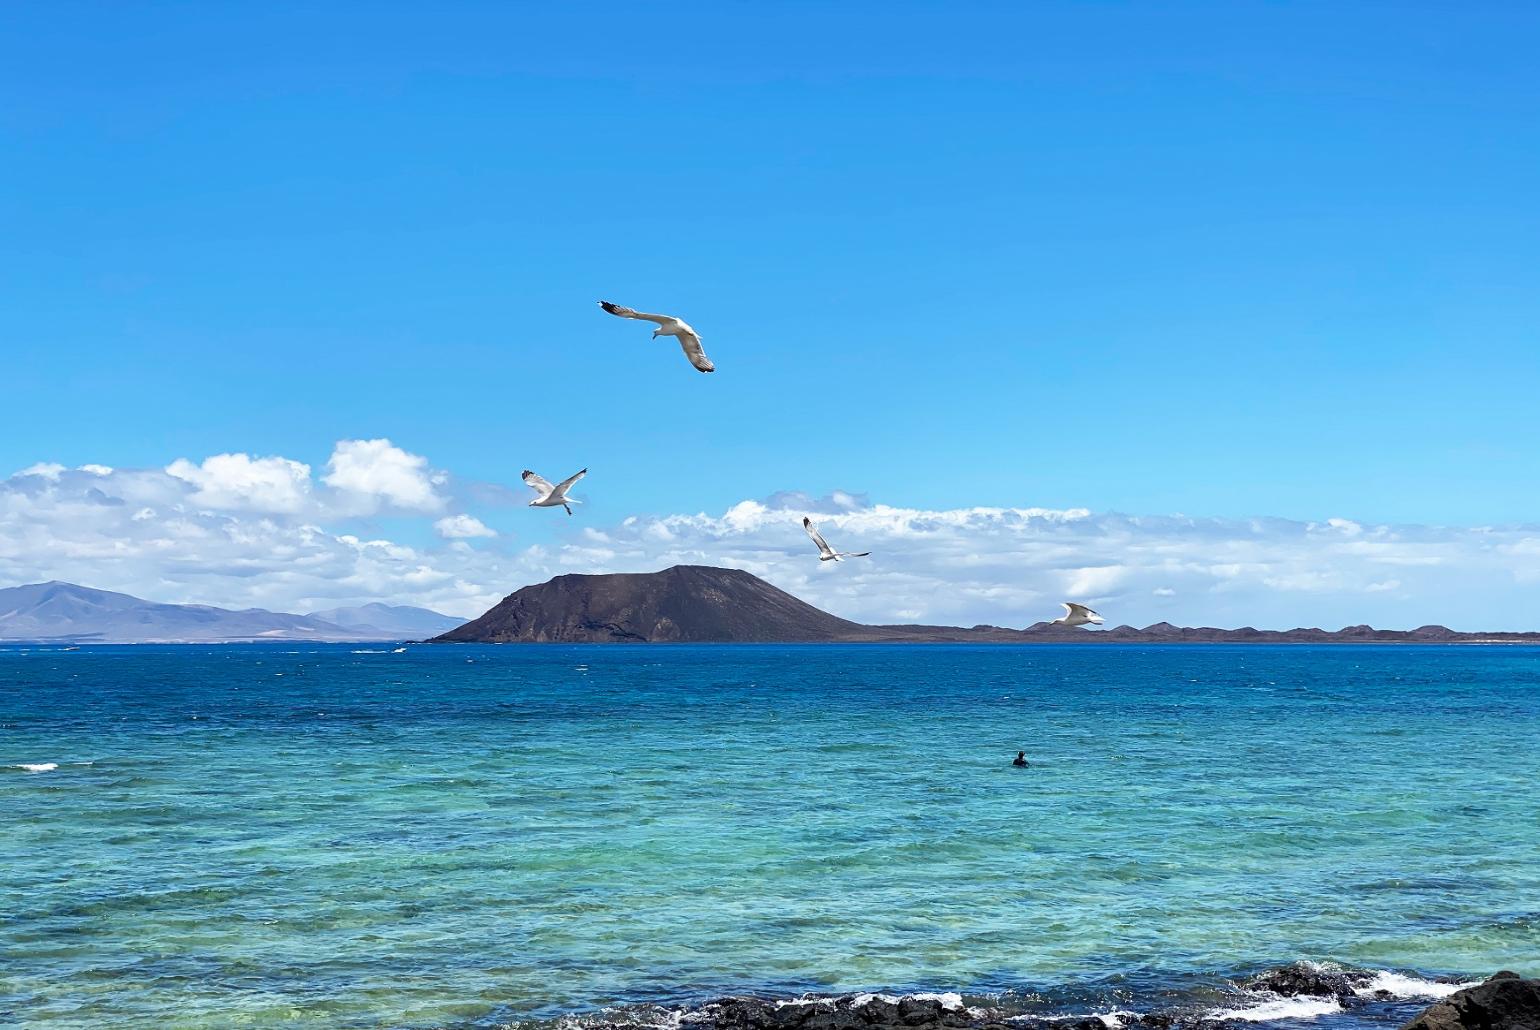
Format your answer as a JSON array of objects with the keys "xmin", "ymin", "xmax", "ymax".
[
  {"xmin": 803, "ymin": 516, "xmax": 870, "ymax": 562},
  {"xmin": 598, "ymin": 301, "xmax": 715, "ymax": 373},
  {"xmin": 523, "ymin": 468, "xmax": 586, "ymax": 516},
  {"xmin": 1053, "ymin": 602, "xmax": 1104, "ymax": 627}
]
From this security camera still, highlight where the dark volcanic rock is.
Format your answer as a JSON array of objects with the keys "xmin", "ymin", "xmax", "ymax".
[
  {"xmin": 1401, "ymin": 972, "xmax": 1540, "ymax": 1030},
  {"xmin": 546, "ymin": 993, "xmax": 1236, "ymax": 1030},
  {"xmin": 688, "ymin": 995, "xmax": 978, "ymax": 1030},
  {"xmin": 434, "ymin": 565, "xmax": 867, "ymax": 643},
  {"xmin": 549, "ymin": 978, "xmax": 1540, "ymax": 1030},
  {"xmin": 1244, "ymin": 962, "xmax": 1371, "ymax": 999}
]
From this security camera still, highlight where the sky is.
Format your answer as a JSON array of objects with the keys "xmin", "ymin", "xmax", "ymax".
[{"xmin": 2, "ymin": 2, "xmax": 1538, "ymax": 628}]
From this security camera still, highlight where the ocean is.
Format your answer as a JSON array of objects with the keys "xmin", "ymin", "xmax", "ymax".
[{"xmin": 2, "ymin": 644, "xmax": 1537, "ymax": 1029}]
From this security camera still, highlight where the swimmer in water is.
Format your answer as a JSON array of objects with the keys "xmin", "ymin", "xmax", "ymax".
[{"xmin": 1012, "ymin": 751, "xmax": 1029, "ymax": 767}]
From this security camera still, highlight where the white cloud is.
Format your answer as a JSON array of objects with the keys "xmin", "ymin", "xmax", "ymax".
[
  {"xmin": 559, "ymin": 498, "xmax": 1540, "ymax": 630},
  {"xmin": 2, "ymin": 449, "xmax": 1539, "ymax": 631},
  {"xmin": 434, "ymin": 514, "xmax": 497, "ymax": 539},
  {"xmin": 322, "ymin": 438, "xmax": 446, "ymax": 514},
  {"xmin": 0, "ymin": 465, "xmax": 502, "ymax": 618},
  {"xmin": 166, "ymin": 453, "xmax": 313, "ymax": 513},
  {"xmin": 15, "ymin": 462, "xmax": 65, "ymax": 480}
]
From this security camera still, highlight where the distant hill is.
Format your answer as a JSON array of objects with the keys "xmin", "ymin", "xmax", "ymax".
[
  {"xmin": 0, "ymin": 581, "xmax": 391, "ymax": 643},
  {"xmin": 435, "ymin": 565, "xmax": 866, "ymax": 643},
  {"xmin": 308, "ymin": 602, "xmax": 465, "ymax": 639},
  {"xmin": 435, "ymin": 565, "xmax": 1540, "ymax": 644}
]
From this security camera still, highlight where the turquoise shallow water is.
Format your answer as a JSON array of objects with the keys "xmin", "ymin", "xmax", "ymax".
[{"xmin": 2, "ymin": 644, "xmax": 1538, "ymax": 1028}]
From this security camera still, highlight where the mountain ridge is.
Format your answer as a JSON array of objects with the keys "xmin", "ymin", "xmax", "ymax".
[
  {"xmin": 434, "ymin": 565, "xmax": 1540, "ymax": 644},
  {"xmin": 307, "ymin": 602, "xmax": 466, "ymax": 639}
]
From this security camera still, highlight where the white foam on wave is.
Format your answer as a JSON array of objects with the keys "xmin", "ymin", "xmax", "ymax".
[
  {"xmin": 845, "ymin": 993, "xmax": 966, "ymax": 1011},
  {"xmin": 560, "ymin": 1009, "xmax": 686, "ymax": 1030},
  {"xmin": 773, "ymin": 992, "xmax": 968, "ymax": 1014},
  {"xmin": 847, "ymin": 994, "xmax": 890, "ymax": 1008},
  {"xmin": 1211, "ymin": 996, "xmax": 1343, "ymax": 1022},
  {"xmin": 771, "ymin": 998, "xmax": 829, "ymax": 1010},
  {"xmin": 626, "ymin": 1010, "xmax": 685, "ymax": 1030},
  {"xmin": 914, "ymin": 993, "xmax": 967, "ymax": 1010},
  {"xmin": 15, "ymin": 762, "xmax": 58, "ymax": 773},
  {"xmin": 1014, "ymin": 1010, "xmax": 1139, "ymax": 1028},
  {"xmin": 1356, "ymin": 972, "xmax": 1479, "ymax": 1000}
]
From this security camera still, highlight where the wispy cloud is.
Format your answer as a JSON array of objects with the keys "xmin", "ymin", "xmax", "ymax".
[{"xmin": 4, "ymin": 447, "xmax": 1539, "ymax": 629}]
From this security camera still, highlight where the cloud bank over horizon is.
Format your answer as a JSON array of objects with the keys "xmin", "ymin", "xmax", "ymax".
[{"xmin": 4, "ymin": 440, "xmax": 1538, "ymax": 629}]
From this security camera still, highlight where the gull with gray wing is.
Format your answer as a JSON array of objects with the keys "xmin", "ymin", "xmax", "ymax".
[
  {"xmin": 803, "ymin": 517, "xmax": 870, "ymax": 562},
  {"xmin": 523, "ymin": 468, "xmax": 587, "ymax": 516},
  {"xmin": 598, "ymin": 301, "xmax": 715, "ymax": 373}
]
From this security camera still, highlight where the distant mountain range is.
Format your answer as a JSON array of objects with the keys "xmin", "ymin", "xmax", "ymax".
[
  {"xmin": 435, "ymin": 565, "xmax": 1540, "ymax": 644},
  {"xmin": 0, "ymin": 582, "xmax": 465, "ymax": 643},
  {"xmin": 7, "ymin": 573, "xmax": 1532, "ymax": 646},
  {"xmin": 307, "ymin": 602, "xmax": 466, "ymax": 639}
]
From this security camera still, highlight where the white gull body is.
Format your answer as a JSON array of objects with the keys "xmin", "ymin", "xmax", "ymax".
[
  {"xmin": 1053, "ymin": 602, "xmax": 1104, "ymax": 627},
  {"xmin": 803, "ymin": 516, "xmax": 870, "ymax": 562},
  {"xmin": 598, "ymin": 300, "xmax": 715, "ymax": 373},
  {"xmin": 523, "ymin": 468, "xmax": 587, "ymax": 516}
]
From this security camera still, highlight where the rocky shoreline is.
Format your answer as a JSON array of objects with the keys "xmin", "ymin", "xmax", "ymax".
[
  {"xmin": 541, "ymin": 967, "xmax": 1537, "ymax": 1030},
  {"xmin": 1402, "ymin": 973, "xmax": 1540, "ymax": 1030}
]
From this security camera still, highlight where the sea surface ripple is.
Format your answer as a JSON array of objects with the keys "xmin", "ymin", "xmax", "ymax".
[{"xmin": 2, "ymin": 644, "xmax": 1537, "ymax": 1028}]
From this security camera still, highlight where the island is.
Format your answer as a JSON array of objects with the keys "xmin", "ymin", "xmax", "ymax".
[{"xmin": 432, "ymin": 565, "xmax": 1540, "ymax": 644}]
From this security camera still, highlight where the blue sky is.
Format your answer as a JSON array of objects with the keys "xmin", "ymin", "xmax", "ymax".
[{"xmin": 2, "ymin": 3, "xmax": 1538, "ymax": 626}]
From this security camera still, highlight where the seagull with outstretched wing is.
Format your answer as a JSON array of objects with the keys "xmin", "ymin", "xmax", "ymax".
[
  {"xmin": 1053, "ymin": 602, "xmax": 1104, "ymax": 627},
  {"xmin": 523, "ymin": 467, "xmax": 587, "ymax": 516},
  {"xmin": 598, "ymin": 300, "xmax": 715, "ymax": 373},
  {"xmin": 803, "ymin": 516, "xmax": 870, "ymax": 562}
]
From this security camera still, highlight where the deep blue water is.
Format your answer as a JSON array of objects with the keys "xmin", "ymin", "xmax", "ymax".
[{"xmin": 2, "ymin": 644, "xmax": 1537, "ymax": 1029}]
